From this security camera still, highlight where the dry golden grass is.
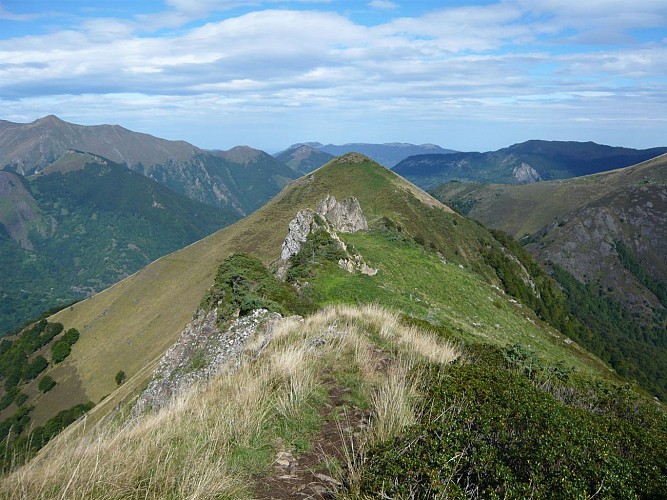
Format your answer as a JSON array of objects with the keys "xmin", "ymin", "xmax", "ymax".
[
  {"xmin": 367, "ymin": 362, "xmax": 418, "ymax": 446},
  {"xmin": 1, "ymin": 304, "xmax": 461, "ymax": 499}
]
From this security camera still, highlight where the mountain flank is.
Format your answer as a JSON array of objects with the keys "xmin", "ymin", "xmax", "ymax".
[
  {"xmin": 0, "ymin": 116, "xmax": 298, "ymax": 216},
  {"xmin": 0, "ymin": 151, "xmax": 238, "ymax": 334},
  {"xmin": 395, "ymin": 140, "xmax": 667, "ymax": 188},
  {"xmin": 432, "ymin": 154, "xmax": 667, "ymax": 398},
  {"xmin": 273, "ymin": 144, "xmax": 336, "ymax": 175}
]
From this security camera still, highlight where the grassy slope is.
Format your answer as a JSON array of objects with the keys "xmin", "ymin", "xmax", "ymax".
[
  {"xmin": 45, "ymin": 154, "xmax": 616, "ymax": 426},
  {"xmin": 48, "ymin": 155, "xmax": 461, "ymax": 406},
  {"xmin": 308, "ymin": 231, "xmax": 611, "ymax": 378},
  {"xmin": 431, "ymin": 153, "xmax": 667, "ymax": 238}
]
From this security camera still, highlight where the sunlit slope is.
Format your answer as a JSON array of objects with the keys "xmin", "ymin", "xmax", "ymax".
[
  {"xmin": 48, "ymin": 153, "xmax": 623, "ymax": 421},
  {"xmin": 49, "ymin": 154, "xmax": 463, "ymax": 404}
]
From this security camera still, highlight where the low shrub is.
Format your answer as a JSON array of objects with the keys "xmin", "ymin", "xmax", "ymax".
[
  {"xmin": 51, "ymin": 341, "xmax": 71, "ymax": 363},
  {"xmin": 38, "ymin": 375, "xmax": 56, "ymax": 393},
  {"xmin": 359, "ymin": 346, "xmax": 667, "ymax": 498}
]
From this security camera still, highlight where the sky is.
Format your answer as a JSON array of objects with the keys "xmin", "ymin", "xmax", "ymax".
[{"xmin": 1, "ymin": 0, "xmax": 666, "ymax": 153}]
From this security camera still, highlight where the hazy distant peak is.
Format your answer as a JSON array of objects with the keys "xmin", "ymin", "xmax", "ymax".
[{"xmin": 217, "ymin": 145, "xmax": 265, "ymax": 163}]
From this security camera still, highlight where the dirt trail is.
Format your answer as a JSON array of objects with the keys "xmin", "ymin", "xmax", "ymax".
[{"xmin": 254, "ymin": 379, "xmax": 369, "ymax": 499}]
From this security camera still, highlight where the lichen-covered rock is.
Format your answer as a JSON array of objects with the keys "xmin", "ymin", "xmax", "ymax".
[
  {"xmin": 317, "ymin": 195, "xmax": 368, "ymax": 233},
  {"xmin": 280, "ymin": 209, "xmax": 317, "ymax": 262},
  {"xmin": 513, "ymin": 162, "xmax": 542, "ymax": 183},
  {"xmin": 132, "ymin": 308, "xmax": 283, "ymax": 416},
  {"xmin": 277, "ymin": 194, "xmax": 370, "ymax": 279},
  {"xmin": 338, "ymin": 256, "xmax": 378, "ymax": 276}
]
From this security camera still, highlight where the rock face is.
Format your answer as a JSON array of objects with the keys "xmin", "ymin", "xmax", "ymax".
[
  {"xmin": 317, "ymin": 195, "xmax": 369, "ymax": 233},
  {"xmin": 277, "ymin": 195, "xmax": 372, "ymax": 278},
  {"xmin": 133, "ymin": 308, "xmax": 283, "ymax": 416},
  {"xmin": 280, "ymin": 210, "xmax": 318, "ymax": 262},
  {"xmin": 513, "ymin": 163, "xmax": 542, "ymax": 183}
]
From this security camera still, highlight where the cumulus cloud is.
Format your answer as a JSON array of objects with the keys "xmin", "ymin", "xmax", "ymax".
[{"xmin": 0, "ymin": 0, "xmax": 666, "ymax": 150}]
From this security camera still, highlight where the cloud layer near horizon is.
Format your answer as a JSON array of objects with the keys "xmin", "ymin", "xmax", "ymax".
[{"xmin": 1, "ymin": 0, "xmax": 666, "ymax": 151}]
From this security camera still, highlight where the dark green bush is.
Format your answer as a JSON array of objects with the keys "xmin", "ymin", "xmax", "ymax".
[
  {"xmin": 359, "ymin": 346, "xmax": 667, "ymax": 498},
  {"xmin": 287, "ymin": 228, "xmax": 347, "ymax": 283},
  {"xmin": 115, "ymin": 370, "xmax": 126, "ymax": 386},
  {"xmin": 62, "ymin": 328, "xmax": 80, "ymax": 346},
  {"xmin": 38, "ymin": 375, "xmax": 56, "ymax": 393},
  {"xmin": 14, "ymin": 392, "xmax": 28, "ymax": 406},
  {"xmin": 22, "ymin": 355, "xmax": 48, "ymax": 380},
  {"xmin": 51, "ymin": 341, "xmax": 71, "ymax": 363},
  {"xmin": 37, "ymin": 322, "xmax": 63, "ymax": 348},
  {"xmin": 1, "ymin": 401, "xmax": 93, "ymax": 472},
  {"xmin": 203, "ymin": 253, "xmax": 313, "ymax": 322},
  {"xmin": 0, "ymin": 388, "xmax": 18, "ymax": 410}
]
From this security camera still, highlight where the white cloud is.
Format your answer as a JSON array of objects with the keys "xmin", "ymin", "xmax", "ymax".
[{"xmin": 1, "ymin": 1, "xmax": 666, "ymax": 150}]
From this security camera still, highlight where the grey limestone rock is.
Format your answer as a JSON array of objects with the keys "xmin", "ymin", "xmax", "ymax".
[
  {"xmin": 317, "ymin": 194, "xmax": 369, "ymax": 233},
  {"xmin": 132, "ymin": 308, "xmax": 283, "ymax": 416},
  {"xmin": 276, "ymin": 194, "xmax": 370, "ymax": 279},
  {"xmin": 513, "ymin": 162, "xmax": 542, "ymax": 183}
]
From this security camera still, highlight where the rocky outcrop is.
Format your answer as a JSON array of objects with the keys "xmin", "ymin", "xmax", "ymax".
[
  {"xmin": 133, "ymin": 308, "xmax": 283, "ymax": 416},
  {"xmin": 277, "ymin": 195, "xmax": 374, "ymax": 279},
  {"xmin": 280, "ymin": 210, "xmax": 318, "ymax": 262},
  {"xmin": 316, "ymin": 195, "xmax": 369, "ymax": 233},
  {"xmin": 513, "ymin": 162, "xmax": 542, "ymax": 183},
  {"xmin": 338, "ymin": 255, "xmax": 378, "ymax": 276}
]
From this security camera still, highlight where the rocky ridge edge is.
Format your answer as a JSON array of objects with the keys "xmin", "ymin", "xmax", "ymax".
[
  {"xmin": 276, "ymin": 194, "xmax": 377, "ymax": 279},
  {"xmin": 132, "ymin": 308, "xmax": 284, "ymax": 416}
]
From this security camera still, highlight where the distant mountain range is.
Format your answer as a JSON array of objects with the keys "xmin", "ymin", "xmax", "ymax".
[
  {"xmin": 273, "ymin": 145, "xmax": 335, "ymax": 175},
  {"xmin": 0, "ymin": 150, "xmax": 238, "ymax": 333},
  {"xmin": 394, "ymin": 140, "xmax": 667, "ymax": 188},
  {"xmin": 275, "ymin": 142, "xmax": 457, "ymax": 170},
  {"xmin": 0, "ymin": 116, "xmax": 297, "ymax": 216}
]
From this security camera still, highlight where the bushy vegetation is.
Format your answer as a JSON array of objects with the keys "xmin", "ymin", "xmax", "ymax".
[
  {"xmin": 21, "ymin": 355, "xmax": 47, "ymax": 380},
  {"xmin": 203, "ymin": 253, "xmax": 315, "ymax": 322},
  {"xmin": 616, "ymin": 240, "xmax": 667, "ymax": 308},
  {"xmin": 552, "ymin": 265, "xmax": 667, "ymax": 400},
  {"xmin": 0, "ymin": 320, "xmax": 64, "ymax": 390},
  {"xmin": 50, "ymin": 341, "xmax": 70, "ymax": 363},
  {"xmin": 287, "ymin": 226, "xmax": 347, "ymax": 283},
  {"xmin": 0, "ymin": 320, "xmax": 84, "ymax": 472},
  {"xmin": 481, "ymin": 229, "xmax": 667, "ymax": 400},
  {"xmin": 0, "ymin": 402, "xmax": 94, "ymax": 473},
  {"xmin": 359, "ymin": 344, "xmax": 667, "ymax": 498},
  {"xmin": 38, "ymin": 375, "xmax": 56, "ymax": 393},
  {"xmin": 115, "ymin": 370, "xmax": 126, "ymax": 386},
  {"xmin": 483, "ymin": 229, "xmax": 575, "ymax": 331}
]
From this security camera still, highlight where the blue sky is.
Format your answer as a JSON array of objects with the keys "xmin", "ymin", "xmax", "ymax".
[{"xmin": 1, "ymin": 1, "xmax": 666, "ymax": 152}]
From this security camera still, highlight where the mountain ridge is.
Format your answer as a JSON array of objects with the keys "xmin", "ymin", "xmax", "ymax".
[
  {"xmin": 1, "ymin": 153, "xmax": 665, "ymax": 497},
  {"xmin": 394, "ymin": 140, "xmax": 667, "ymax": 188},
  {"xmin": 0, "ymin": 116, "xmax": 298, "ymax": 216}
]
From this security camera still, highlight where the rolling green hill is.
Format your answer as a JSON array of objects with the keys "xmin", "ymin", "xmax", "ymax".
[
  {"xmin": 395, "ymin": 140, "xmax": 667, "ymax": 188},
  {"xmin": 0, "ymin": 154, "xmax": 664, "ymax": 498},
  {"xmin": 0, "ymin": 151, "xmax": 238, "ymax": 334}
]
